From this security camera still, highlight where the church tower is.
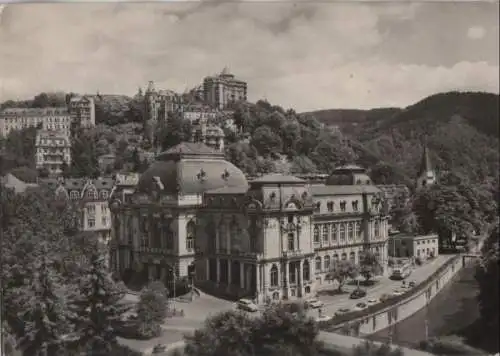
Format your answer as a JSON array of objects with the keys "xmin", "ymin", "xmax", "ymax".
[{"xmin": 415, "ymin": 145, "xmax": 436, "ymax": 189}]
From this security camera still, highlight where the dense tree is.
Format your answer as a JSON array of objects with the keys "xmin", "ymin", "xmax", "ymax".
[
  {"xmin": 156, "ymin": 113, "xmax": 192, "ymax": 151},
  {"xmin": 69, "ymin": 243, "xmax": 129, "ymax": 356},
  {"xmin": 17, "ymin": 244, "xmax": 73, "ymax": 356},
  {"xmin": 475, "ymin": 224, "xmax": 499, "ymax": 351},
  {"xmin": 135, "ymin": 281, "xmax": 169, "ymax": 338},
  {"xmin": 70, "ymin": 128, "xmax": 100, "ymax": 178},
  {"xmin": 32, "ymin": 92, "xmax": 67, "ymax": 108},
  {"xmin": 290, "ymin": 155, "xmax": 317, "ymax": 174},
  {"xmin": 352, "ymin": 341, "xmax": 404, "ymax": 356},
  {"xmin": 358, "ymin": 251, "xmax": 382, "ymax": 283},
  {"xmin": 325, "ymin": 260, "xmax": 358, "ymax": 292},
  {"xmin": 184, "ymin": 304, "xmax": 322, "ymax": 356},
  {"xmin": 251, "ymin": 126, "xmax": 283, "ymax": 158},
  {"xmin": 2, "ymin": 127, "xmax": 38, "ymax": 170}
]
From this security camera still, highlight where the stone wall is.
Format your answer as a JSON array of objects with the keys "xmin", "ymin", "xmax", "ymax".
[{"xmin": 332, "ymin": 256, "xmax": 464, "ymax": 336}]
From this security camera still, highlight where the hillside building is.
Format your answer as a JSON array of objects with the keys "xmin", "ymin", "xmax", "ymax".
[
  {"xmin": 35, "ymin": 130, "xmax": 71, "ymax": 174},
  {"xmin": 144, "ymin": 82, "xmax": 184, "ymax": 125},
  {"xmin": 109, "ymin": 143, "xmax": 390, "ymax": 303},
  {"xmin": 0, "ymin": 107, "xmax": 71, "ymax": 137},
  {"xmin": 68, "ymin": 95, "xmax": 96, "ymax": 129},
  {"xmin": 388, "ymin": 233, "xmax": 439, "ymax": 260},
  {"xmin": 203, "ymin": 67, "xmax": 247, "ymax": 110}
]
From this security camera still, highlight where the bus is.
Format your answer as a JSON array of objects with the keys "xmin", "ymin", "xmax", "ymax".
[{"xmin": 390, "ymin": 262, "xmax": 412, "ymax": 280}]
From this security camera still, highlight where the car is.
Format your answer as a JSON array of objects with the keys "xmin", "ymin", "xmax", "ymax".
[
  {"xmin": 334, "ymin": 308, "xmax": 351, "ymax": 316},
  {"xmin": 350, "ymin": 288, "xmax": 367, "ymax": 299},
  {"xmin": 392, "ymin": 289, "xmax": 404, "ymax": 296},
  {"xmin": 354, "ymin": 302, "xmax": 368, "ymax": 311},
  {"xmin": 408, "ymin": 281, "xmax": 416, "ymax": 288},
  {"xmin": 305, "ymin": 298, "xmax": 324, "ymax": 309},
  {"xmin": 237, "ymin": 298, "xmax": 259, "ymax": 312},
  {"xmin": 366, "ymin": 298, "xmax": 378, "ymax": 306},
  {"xmin": 315, "ymin": 315, "xmax": 332, "ymax": 322},
  {"xmin": 152, "ymin": 344, "xmax": 166, "ymax": 354}
]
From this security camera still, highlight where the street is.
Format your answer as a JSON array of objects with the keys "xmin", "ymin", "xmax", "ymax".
[{"xmin": 121, "ymin": 255, "xmax": 455, "ymax": 354}]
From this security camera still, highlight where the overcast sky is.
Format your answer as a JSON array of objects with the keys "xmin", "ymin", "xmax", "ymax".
[{"xmin": 0, "ymin": 1, "xmax": 498, "ymax": 111}]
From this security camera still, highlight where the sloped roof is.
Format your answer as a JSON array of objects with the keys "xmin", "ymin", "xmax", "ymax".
[
  {"xmin": 311, "ymin": 184, "xmax": 381, "ymax": 196},
  {"xmin": 250, "ymin": 174, "xmax": 306, "ymax": 185}
]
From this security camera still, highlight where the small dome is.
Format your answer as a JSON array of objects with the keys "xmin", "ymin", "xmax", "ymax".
[
  {"xmin": 137, "ymin": 142, "xmax": 247, "ymax": 195},
  {"xmin": 326, "ymin": 164, "xmax": 372, "ymax": 186}
]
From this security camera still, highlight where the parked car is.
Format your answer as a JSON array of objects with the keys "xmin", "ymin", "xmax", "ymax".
[
  {"xmin": 334, "ymin": 308, "xmax": 351, "ymax": 316},
  {"xmin": 408, "ymin": 281, "xmax": 416, "ymax": 288},
  {"xmin": 350, "ymin": 288, "xmax": 367, "ymax": 299},
  {"xmin": 366, "ymin": 298, "xmax": 378, "ymax": 306},
  {"xmin": 315, "ymin": 315, "xmax": 332, "ymax": 322},
  {"xmin": 237, "ymin": 298, "xmax": 259, "ymax": 312},
  {"xmin": 392, "ymin": 289, "xmax": 404, "ymax": 296},
  {"xmin": 152, "ymin": 344, "xmax": 166, "ymax": 354},
  {"xmin": 354, "ymin": 302, "xmax": 368, "ymax": 311},
  {"xmin": 305, "ymin": 298, "xmax": 324, "ymax": 309}
]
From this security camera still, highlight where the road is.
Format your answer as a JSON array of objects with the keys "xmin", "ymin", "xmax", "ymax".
[{"xmin": 121, "ymin": 255, "xmax": 454, "ymax": 355}]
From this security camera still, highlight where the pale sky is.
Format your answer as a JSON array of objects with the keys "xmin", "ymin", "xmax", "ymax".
[{"xmin": 0, "ymin": 1, "xmax": 498, "ymax": 111}]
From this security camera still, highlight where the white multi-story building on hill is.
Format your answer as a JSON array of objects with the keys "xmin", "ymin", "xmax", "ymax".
[
  {"xmin": 68, "ymin": 95, "xmax": 96, "ymax": 128},
  {"xmin": 35, "ymin": 130, "xmax": 71, "ymax": 174},
  {"xmin": 0, "ymin": 107, "xmax": 71, "ymax": 137}
]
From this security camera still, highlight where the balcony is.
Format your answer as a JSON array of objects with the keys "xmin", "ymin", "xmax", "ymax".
[{"xmin": 282, "ymin": 250, "xmax": 305, "ymax": 258}]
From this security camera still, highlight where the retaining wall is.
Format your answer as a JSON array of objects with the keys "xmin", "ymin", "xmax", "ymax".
[{"xmin": 330, "ymin": 255, "xmax": 466, "ymax": 336}]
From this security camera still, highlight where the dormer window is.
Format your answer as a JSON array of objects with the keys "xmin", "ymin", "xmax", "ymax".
[
  {"xmin": 86, "ymin": 189, "xmax": 97, "ymax": 200},
  {"xmin": 352, "ymin": 200, "xmax": 359, "ymax": 211},
  {"xmin": 70, "ymin": 191, "xmax": 79, "ymax": 200},
  {"xmin": 340, "ymin": 201, "xmax": 347, "ymax": 212},
  {"xmin": 100, "ymin": 190, "xmax": 109, "ymax": 200}
]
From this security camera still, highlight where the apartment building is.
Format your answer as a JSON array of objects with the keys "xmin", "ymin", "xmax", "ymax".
[
  {"xmin": 203, "ymin": 67, "xmax": 247, "ymax": 110},
  {"xmin": 35, "ymin": 130, "xmax": 71, "ymax": 174},
  {"xmin": 0, "ymin": 107, "xmax": 71, "ymax": 137},
  {"xmin": 69, "ymin": 95, "xmax": 96, "ymax": 128}
]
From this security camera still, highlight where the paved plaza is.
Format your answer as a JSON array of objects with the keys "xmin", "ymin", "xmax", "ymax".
[{"xmin": 121, "ymin": 255, "xmax": 455, "ymax": 355}]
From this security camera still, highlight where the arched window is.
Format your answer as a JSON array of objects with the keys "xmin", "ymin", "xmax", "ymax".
[
  {"xmin": 322, "ymin": 225, "xmax": 329, "ymax": 243},
  {"xmin": 315, "ymin": 257, "xmax": 322, "ymax": 273},
  {"xmin": 86, "ymin": 188, "xmax": 97, "ymax": 200},
  {"xmin": 324, "ymin": 255, "xmax": 331, "ymax": 271},
  {"xmin": 341, "ymin": 253, "xmax": 347, "ymax": 261},
  {"xmin": 186, "ymin": 221, "xmax": 196, "ymax": 251},
  {"xmin": 331, "ymin": 224, "xmax": 338, "ymax": 242},
  {"xmin": 313, "ymin": 225, "xmax": 320, "ymax": 243},
  {"xmin": 303, "ymin": 260, "xmax": 310, "ymax": 281},
  {"xmin": 340, "ymin": 223, "xmax": 346, "ymax": 241},
  {"xmin": 270, "ymin": 265, "xmax": 278, "ymax": 287},
  {"xmin": 350, "ymin": 251, "xmax": 356, "ymax": 264},
  {"xmin": 348, "ymin": 222, "xmax": 354, "ymax": 240},
  {"xmin": 355, "ymin": 222, "xmax": 361, "ymax": 239}
]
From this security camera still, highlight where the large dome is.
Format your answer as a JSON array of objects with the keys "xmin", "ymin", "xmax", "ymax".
[
  {"xmin": 137, "ymin": 142, "xmax": 248, "ymax": 195},
  {"xmin": 326, "ymin": 164, "xmax": 373, "ymax": 186}
]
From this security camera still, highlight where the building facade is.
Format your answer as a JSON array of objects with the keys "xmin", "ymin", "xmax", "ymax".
[
  {"xmin": 41, "ymin": 177, "xmax": 115, "ymax": 242},
  {"xmin": 144, "ymin": 81, "xmax": 184, "ymax": 125},
  {"xmin": 0, "ymin": 107, "xmax": 71, "ymax": 137},
  {"xmin": 110, "ymin": 142, "xmax": 390, "ymax": 303},
  {"xmin": 35, "ymin": 130, "xmax": 72, "ymax": 174},
  {"xmin": 69, "ymin": 95, "xmax": 96, "ymax": 128},
  {"xmin": 388, "ymin": 233, "xmax": 439, "ymax": 260},
  {"xmin": 192, "ymin": 123, "xmax": 225, "ymax": 152},
  {"xmin": 203, "ymin": 67, "xmax": 247, "ymax": 110}
]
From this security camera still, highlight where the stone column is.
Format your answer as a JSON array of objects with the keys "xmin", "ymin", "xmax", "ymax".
[
  {"xmin": 206, "ymin": 259, "xmax": 210, "ymax": 281},
  {"xmin": 256, "ymin": 264, "xmax": 260, "ymax": 295},
  {"xmin": 216, "ymin": 258, "xmax": 220, "ymax": 284},
  {"xmin": 240, "ymin": 262, "xmax": 245, "ymax": 289},
  {"xmin": 284, "ymin": 262, "xmax": 290, "ymax": 298},
  {"xmin": 228, "ymin": 259, "xmax": 232, "ymax": 286}
]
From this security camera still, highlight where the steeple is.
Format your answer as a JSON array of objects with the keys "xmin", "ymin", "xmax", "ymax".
[{"xmin": 416, "ymin": 144, "xmax": 436, "ymax": 189}]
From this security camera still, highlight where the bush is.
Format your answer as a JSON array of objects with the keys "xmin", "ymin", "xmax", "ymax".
[{"xmin": 415, "ymin": 257, "xmax": 422, "ymax": 266}]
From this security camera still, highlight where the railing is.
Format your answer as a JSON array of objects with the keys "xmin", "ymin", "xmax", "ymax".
[
  {"xmin": 137, "ymin": 247, "xmax": 171, "ymax": 254},
  {"xmin": 283, "ymin": 250, "xmax": 304, "ymax": 258},
  {"xmin": 216, "ymin": 249, "xmax": 263, "ymax": 259}
]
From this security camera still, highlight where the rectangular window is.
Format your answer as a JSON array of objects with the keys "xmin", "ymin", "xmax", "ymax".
[
  {"xmin": 340, "ymin": 223, "xmax": 346, "ymax": 241},
  {"xmin": 101, "ymin": 216, "xmax": 108, "ymax": 226},
  {"xmin": 322, "ymin": 225, "xmax": 329, "ymax": 243},
  {"xmin": 355, "ymin": 222, "xmax": 361, "ymax": 239},
  {"xmin": 313, "ymin": 225, "xmax": 320, "ymax": 243},
  {"xmin": 331, "ymin": 224, "xmax": 338, "ymax": 242},
  {"xmin": 87, "ymin": 218, "xmax": 95, "ymax": 228},
  {"xmin": 87, "ymin": 205, "xmax": 96, "ymax": 215},
  {"xmin": 348, "ymin": 222, "xmax": 354, "ymax": 240}
]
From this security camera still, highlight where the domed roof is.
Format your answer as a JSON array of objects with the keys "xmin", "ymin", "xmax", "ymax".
[
  {"xmin": 137, "ymin": 142, "xmax": 247, "ymax": 195},
  {"xmin": 326, "ymin": 164, "xmax": 372, "ymax": 186}
]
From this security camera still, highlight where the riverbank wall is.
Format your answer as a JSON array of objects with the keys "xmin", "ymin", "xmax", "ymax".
[{"xmin": 323, "ymin": 254, "xmax": 472, "ymax": 336}]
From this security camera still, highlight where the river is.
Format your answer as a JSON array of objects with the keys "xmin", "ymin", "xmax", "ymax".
[{"xmin": 368, "ymin": 265, "xmax": 485, "ymax": 350}]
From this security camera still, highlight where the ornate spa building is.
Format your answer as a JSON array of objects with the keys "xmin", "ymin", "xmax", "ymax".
[{"xmin": 110, "ymin": 142, "xmax": 389, "ymax": 303}]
